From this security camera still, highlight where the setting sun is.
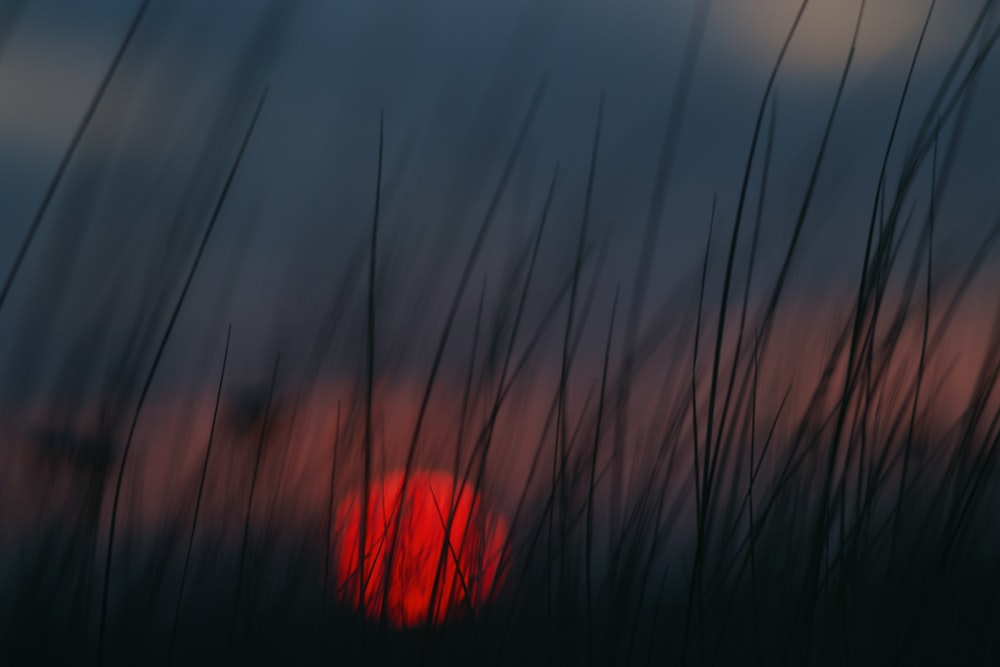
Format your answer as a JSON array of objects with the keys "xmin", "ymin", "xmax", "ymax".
[{"xmin": 334, "ymin": 469, "xmax": 509, "ymax": 627}]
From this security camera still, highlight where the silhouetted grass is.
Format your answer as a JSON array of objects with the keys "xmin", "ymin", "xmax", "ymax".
[{"xmin": 4, "ymin": 1, "xmax": 1000, "ymax": 666}]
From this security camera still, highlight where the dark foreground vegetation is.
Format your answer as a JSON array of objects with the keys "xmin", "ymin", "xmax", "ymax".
[{"xmin": 3, "ymin": 0, "xmax": 1000, "ymax": 665}]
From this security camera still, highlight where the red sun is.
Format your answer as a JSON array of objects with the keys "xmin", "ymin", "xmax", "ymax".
[{"xmin": 334, "ymin": 469, "xmax": 509, "ymax": 627}]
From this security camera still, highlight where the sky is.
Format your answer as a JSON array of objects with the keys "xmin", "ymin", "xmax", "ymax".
[
  {"xmin": 4, "ymin": 6, "xmax": 1000, "ymax": 657},
  {"xmin": 0, "ymin": 0, "xmax": 998, "ymax": 401},
  {"xmin": 2, "ymin": 0, "xmax": 1000, "ymax": 600}
]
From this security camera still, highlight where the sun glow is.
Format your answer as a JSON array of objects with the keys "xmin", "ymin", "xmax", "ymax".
[{"xmin": 334, "ymin": 469, "xmax": 509, "ymax": 627}]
